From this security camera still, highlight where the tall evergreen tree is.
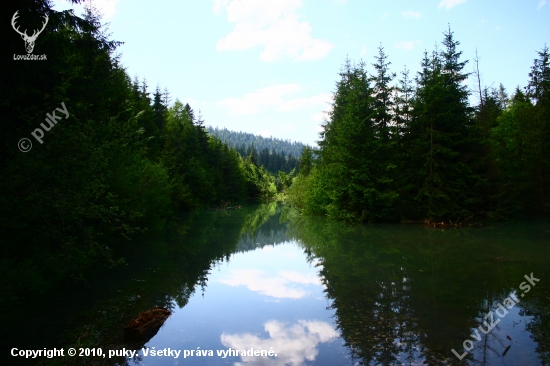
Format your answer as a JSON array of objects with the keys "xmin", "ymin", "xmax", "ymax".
[
  {"xmin": 370, "ymin": 44, "xmax": 396, "ymax": 142},
  {"xmin": 393, "ymin": 66, "xmax": 414, "ymax": 142},
  {"xmin": 525, "ymin": 45, "xmax": 550, "ymax": 211},
  {"xmin": 408, "ymin": 27, "xmax": 477, "ymax": 219},
  {"xmin": 152, "ymin": 85, "xmax": 168, "ymax": 131},
  {"xmin": 288, "ymin": 28, "xmax": 547, "ymax": 222}
]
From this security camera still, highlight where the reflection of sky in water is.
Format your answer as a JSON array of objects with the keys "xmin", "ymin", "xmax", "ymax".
[
  {"xmin": 219, "ymin": 267, "xmax": 322, "ymax": 299},
  {"xmin": 131, "ymin": 241, "xmax": 348, "ymax": 366},
  {"xmin": 214, "ymin": 243, "xmax": 325, "ymax": 300}
]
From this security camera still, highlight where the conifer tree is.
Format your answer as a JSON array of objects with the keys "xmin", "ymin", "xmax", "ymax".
[
  {"xmin": 393, "ymin": 66, "xmax": 414, "ymax": 146},
  {"xmin": 152, "ymin": 85, "xmax": 168, "ymax": 131},
  {"xmin": 370, "ymin": 44, "xmax": 396, "ymax": 142},
  {"xmin": 410, "ymin": 27, "xmax": 477, "ymax": 219},
  {"xmin": 525, "ymin": 45, "xmax": 550, "ymax": 211}
]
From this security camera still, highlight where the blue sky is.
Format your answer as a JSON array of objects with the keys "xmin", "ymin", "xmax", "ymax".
[{"xmin": 52, "ymin": 0, "xmax": 549, "ymax": 145}]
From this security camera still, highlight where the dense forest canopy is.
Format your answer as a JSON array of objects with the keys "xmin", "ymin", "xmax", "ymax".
[{"xmin": 287, "ymin": 27, "xmax": 550, "ymax": 223}]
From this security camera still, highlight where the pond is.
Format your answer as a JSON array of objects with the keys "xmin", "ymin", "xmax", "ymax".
[{"xmin": 4, "ymin": 203, "xmax": 549, "ymax": 365}]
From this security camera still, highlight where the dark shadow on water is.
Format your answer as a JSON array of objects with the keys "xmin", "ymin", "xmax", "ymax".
[{"xmin": 285, "ymin": 212, "xmax": 550, "ymax": 365}]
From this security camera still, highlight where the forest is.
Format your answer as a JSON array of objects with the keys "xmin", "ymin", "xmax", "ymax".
[
  {"xmin": 2, "ymin": 1, "xmax": 548, "ymax": 365},
  {"xmin": 207, "ymin": 127, "xmax": 307, "ymax": 159},
  {"xmin": 207, "ymin": 127, "xmax": 305, "ymax": 174},
  {"xmin": 2, "ymin": 0, "xmax": 548, "ymax": 316},
  {"xmin": 1, "ymin": 0, "xmax": 284, "ymax": 305},
  {"xmin": 287, "ymin": 27, "xmax": 550, "ymax": 223}
]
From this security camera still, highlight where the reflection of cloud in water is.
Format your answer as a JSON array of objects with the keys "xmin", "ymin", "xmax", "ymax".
[
  {"xmin": 221, "ymin": 320, "xmax": 339, "ymax": 366},
  {"xmin": 219, "ymin": 269, "xmax": 321, "ymax": 299}
]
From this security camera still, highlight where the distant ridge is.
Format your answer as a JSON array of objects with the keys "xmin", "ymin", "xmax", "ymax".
[{"xmin": 207, "ymin": 127, "xmax": 309, "ymax": 158}]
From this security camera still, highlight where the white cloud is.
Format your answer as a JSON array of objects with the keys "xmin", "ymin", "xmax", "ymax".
[
  {"xmin": 395, "ymin": 41, "xmax": 417, "ymax": 51},
  {"xmin": 215, "ymin": 0, "xmax": 333, "ymax": 62},
  {"xmin": 219, "ymin": 269, "xmax": 322, "ymax": 299},
  {"xmin": 538, "ymin": 0, "xmax": 547, "ymax": 8},
  {"xmin": 221, "ymin": 320, "xmax": 339, "ymax": 365},
  {"xmin": 382, "ymin": 12, "xmax": 389, "ymax": 18},
  {"xmin": 402, "ymin": 10, "xmax": 421, "ymax": 18},
  {"xmin": 360, "ymin": 45, "xmax": 367, "ymax": 58},
  {"xmin": 218, "ymin": 84, "xmax": 301, "ymax": 115},
  {"xmin": 218, "ymin": 85, "xmax": 330, "ymax": 115},
  {"xmin": 277, "ymin": 93, "xmax": 331, "ymax": 111},
  {"xmin": 438, "ymin": 0, "xmax": 467, "ymax": 10}
]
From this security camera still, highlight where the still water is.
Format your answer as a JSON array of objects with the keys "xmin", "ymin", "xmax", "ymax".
[{"xmin": 4, "ymin": 203, "xmax": 550, "ymax": 365}]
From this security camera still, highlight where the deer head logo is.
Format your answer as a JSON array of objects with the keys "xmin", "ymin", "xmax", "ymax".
[{"xmin": 12, "ymin": 10, "xmax": 49, "ymax": 54}]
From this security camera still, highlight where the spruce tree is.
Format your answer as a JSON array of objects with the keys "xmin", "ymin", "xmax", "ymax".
[
  {"xmin": 525, "ymin": 45, "xmax": 550, "ymax": 211},
  {"xmin": 409, "ymin": 27, "xmax": 477, "ymax": 220},
  {"xmin": 370, "ymin": 44, "xmax": 396, "ymax": 142},
  {"xmin": 393, "ymin": 66, "xmax": 414, "ymax": 142}
]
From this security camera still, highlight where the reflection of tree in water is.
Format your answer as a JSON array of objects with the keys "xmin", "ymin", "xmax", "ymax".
[
  {"xmin": 287, "ymin": 215, "xmax": 550, "ymax": 366},
  {"xmin": 523, "ymin": 285, "xmax": 550, "ymax": 365},
  {"xmin": 315, "ymin": 243, "xmax": 421, "ymax": 365},
  {"xmin": 235, "ymin": 202, "xmax": 293, "ymax": 253}
]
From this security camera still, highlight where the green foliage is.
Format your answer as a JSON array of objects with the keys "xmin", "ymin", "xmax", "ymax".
[
  {"xmin": 277, "ymin": 169, "xmax": 296, "ymax": 191},
  {"xmin": 406, "ymin": 28, "xmax": 477, "ymax": 220},
  {"xmin": 207, "ymin": 127, "xmax": 307, "ymax": 157},
  {"xmin": 0, "ymin": 1, "xmax": 263, "ymax": 304},
  {"xmin": 161, "ymin": 100, "xmax": 247, "ymax": 209},
  {"xmin": 207, "ymin": 127, "xmax": 306, "ymax": 174},
  {"xmin": 488, "ymin": 44, "xmax": 550, "ymax": 215},
  {"xmin": 298, "ymin": 146, "xmax": 315, "ymax": 176},
  {"xmin": 240, "ymin": 156, "xmax": 277, "ymax": 200},
  {"xmin": 288, "ymin": 27, "xmax": 549, "ymax": 222},
  {"xmin": 310, "ymin": 55, "xmax": 400, "ymax": 222},
  {"xmin": 286, "ymin": 167, "xmax": 333, "ymax": 217}
]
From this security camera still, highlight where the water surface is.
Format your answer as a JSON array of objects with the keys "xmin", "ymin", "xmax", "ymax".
[
  {"xmin": 3, "ymin": 204, "xmax": 549, "ymax": 366},
  {"xmin": 128, "ymin": 206, "xmax": 549, "ymax": 365}
]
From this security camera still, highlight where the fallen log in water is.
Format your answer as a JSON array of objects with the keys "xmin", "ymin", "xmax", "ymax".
[{"xmin": 124, "ymin": 307, "xmax": 171, "ymax": 342}]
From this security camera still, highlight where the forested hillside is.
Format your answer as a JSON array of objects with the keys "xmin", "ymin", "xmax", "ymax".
[
  {"xmin": 237, "ymin": 144, "xmax": 300, "ymax": 175},
  {"xmin": 207, "ymin": 127, "xmax": 307, "ymax": 157},
  {"xmin": 287, "ymin": 27, "xmax": 549, "ymax": 223},
  {"xmin": 1, "ymin": 1, "xmax": 277, "ymax": 303},
  {"xmin": 207, "ymin": 127, "xmax": 308, "ymax": 174}
]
